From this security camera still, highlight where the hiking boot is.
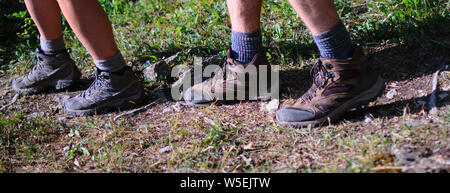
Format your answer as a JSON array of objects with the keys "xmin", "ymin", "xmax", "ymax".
[
  {"xmin": 12, "ymin": 48, "xmax": 81, "ymax": 95},
  {"xmin": 276, "ymin": 47, "xmax": 385, "ymax": 127},
  {"xmin": 64, "ymin": 67, "xmax": 145, "ymax": 116},
  {"xmin": 183, "ymin": 49, "xmax": 275, "ymax": 106}
]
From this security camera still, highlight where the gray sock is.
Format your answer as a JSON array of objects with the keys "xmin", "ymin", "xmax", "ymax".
[
  {"xmin": 94, "ymin": 51, "xmax": 127, "ymax": 72},
  {"xmin": 40, "ymin": 36, "xmax": 66, "ymax": 54},
  {"xmin": 231, "ymin": 30, "xmax": 263, "ymax": 64},
  {"xmin": 313, "ymin": 21, "xmax": 354, "ymax": 59}
]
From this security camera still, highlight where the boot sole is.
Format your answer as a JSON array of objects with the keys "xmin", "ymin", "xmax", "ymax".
[
  {"xmin": 184, "ymin": 89, "xmax": 276, "ymax": 108},
  {"xmin": 184, "ymin": 95, "xmax": 273, "ymax": 108},
  {"xmin": 12, "ymin": 66, "xmax": 82, "ymax": 95},
  {"xmin": 278, "ymin": 75, "xmax": 386, "ymax": 128},
  {"xmin": 64, "ymin": 86, "xmax": 145, "ymax": 116}
]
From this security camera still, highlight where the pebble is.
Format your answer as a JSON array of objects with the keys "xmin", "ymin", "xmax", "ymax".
[
  {"xmin": 28, "ymin": 112, "xmax": 45, "ymax": 119},
  {"xmin": 364, "ymin": 114, "xmax": 373, "ymax": 123},
  {"xmin": 159, "ymin": 145, "xmax": 173, "ymax": 153},
  {"xmin": 386, "ymin": 89, "xmax": 397, "ymax": 100},
  {"xmin": 162, "ymin": 107, "xmax": 171, "ymax": 113},
  {"xmin": 404, "ymin": 119, "xmax": 428, "ymax": 127},
  {"xmin": 172, "ymin": 102, "xmax": 183, "ymax": 112},
  {"xmin": 52, "ymin": 94, "xmax": 70, "ymax": 104},
  {"xmin": 265, "ymin": 99, "xmax": 279, "ymax": 113}
]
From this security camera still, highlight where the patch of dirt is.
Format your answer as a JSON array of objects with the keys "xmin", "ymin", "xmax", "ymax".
[
  {"xmin": 392, "ymin": 143, "xmax": 449, "ymax": 173},
  {"xmin": 1, "ymin": 38, "xmax": 449, "ymax": 172}
]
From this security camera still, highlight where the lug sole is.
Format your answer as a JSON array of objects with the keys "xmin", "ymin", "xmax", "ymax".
[
  {"xmin": 184, "ymin": 92, "xmax": 277, "ymax": 108},
  {"xmin": 64, "ymin": 88, "xmax": 145, "ymax": 116}
]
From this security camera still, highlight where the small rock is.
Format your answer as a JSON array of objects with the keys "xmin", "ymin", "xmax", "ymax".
[
  {"xmin": 57, "ymin": 117, "xmax": 66, "ymax": 122},
  {"xmin": 204, "ymin": 117, "xmax": 216, "ymax": 126},
  {"xmin": 404, "ymin": 119, "xmax": 428, "ymax": 127},
  {"xmin": 170, "ymin": 65, "xmax": 192, "ymax": 101},
  {"xmin": 396, "ymin": 152, "xmax": 418, "ymax": 165},
  {"xmin": 143, "ymin": 51, "xmax": 183, "ymax": 81},
  {"xmin": 364, "ymin": 114, "xmax": 373, "ymax": 123},
  {"xmin": 159, "ymin": 145, "xmax": 173, "ymax": 153},
  {"xmin": 170, "ymin": 55, "xmax": 222, "ymax": 101},
  {"xmin": 172, "ymin": 102, "xmax": 183, "ymax": 112},
  {"xmin": 429, "ymin": 108, "xmax": 439, "ymax": 117},
  {"xmin": 0, "ymin": 89, "xmax": 9, "ymax": 96},
  {"xmin": 442, "ymin": 85, "xmax": 450, "ymax": 92},
  {"xmin": 53, "ymin": 94, "xmax": 70, "ymax": 104},
  {"xmin": 417, "ymin": 90, "xmax": 426, "ymax": 97},
  {"xmin": 28, "ymin": 112, "xmax": 45, "ymax": 119},
  {"xmin": 386, "ymin": 89, "xmax": 397, "ymax": 100},
  {"xmin": 162, "ymin": 107, "xmax": 171, "ymax": 113},
  {"xmin": 243, "ymin": 143, "xmax": 253, "ymax": 150},
  {"xmin": 143, "ymin": 61, "xmax": 170, "ymax": 82},
  {"xmin": 265, "ymin": 99, "xmax": 279, "ymax": 113},
  {"xmin": 55, "ymin": 104, "xmax": 64, "ymax": 110}
]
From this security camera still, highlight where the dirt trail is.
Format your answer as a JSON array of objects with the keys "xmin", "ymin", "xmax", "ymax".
[{"xmin": 0, "ymin": 44, "xmax": 449, "ymax": 172}]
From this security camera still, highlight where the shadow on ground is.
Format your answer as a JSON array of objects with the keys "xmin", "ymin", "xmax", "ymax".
[{"xmin": 276, "ymin": 13, "xmax": 450, "ymax": 124}]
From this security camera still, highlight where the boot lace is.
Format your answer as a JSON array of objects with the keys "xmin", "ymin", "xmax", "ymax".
[
  {"xmin": 300, "ymin": 60, "xmax": 335, "ymax": 103},
  {"xmin": 23, "ymin": 49, "xmax": 44, "ymax": 80},
  {"xmin": 79, "ymin": 68, "xmax": 109, "ymax": 98}
]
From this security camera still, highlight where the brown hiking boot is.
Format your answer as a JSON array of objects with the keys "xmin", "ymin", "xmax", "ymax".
[
  {"xmin": 183, "ymin": 50, "xmax": 275, "ymax": 106},
  {"xmin": 276, "ymin": 47, "xmax": 385, "ymax": 127}
]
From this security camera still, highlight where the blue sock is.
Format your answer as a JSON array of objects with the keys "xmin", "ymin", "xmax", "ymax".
[
  {"xmin": 313, "ymin": 21, "xmax": 354, "ymax": 59},
  {"xmin": 231, "ymin": 30, "xmax": 263, "ymax": 64}
]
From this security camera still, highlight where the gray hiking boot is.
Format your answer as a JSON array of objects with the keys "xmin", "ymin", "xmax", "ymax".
[
  {"xmin": 64, "ymin": 67, "xmax": 145, "ymax": 116},
  {"xmin": 12, "ymin": 48, "xmax": 81, "ymax": 95}
]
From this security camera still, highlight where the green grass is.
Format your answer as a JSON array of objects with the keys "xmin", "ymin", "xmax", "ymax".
[{"xmin": 2, "ymin": 0, "xmax": 448, "ymax": 72}]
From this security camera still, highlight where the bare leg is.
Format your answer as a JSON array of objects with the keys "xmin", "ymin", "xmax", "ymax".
[
  {"xmin": 57, "ymin": 0, "xmax": 143, "ymax": 116},
  {"xmin": 288, "ymin": 0, "xmax": 340, "ymax": 35},
  {"xmin": 226, "ymin": 0, "xmax": 262, "ymax": 33},
  {"xmin": 24, "ymin": 0, "xmax": 62, "ymax": 40},
  {"xmin": 56, "ymin": 0, "xmax": 118, "ymax": 60}
]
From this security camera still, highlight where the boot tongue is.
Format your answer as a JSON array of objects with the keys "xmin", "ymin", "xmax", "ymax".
[
  {"xmin": 311, "ymin": 61, "xmax": 329, "ymax": 88},
  {"xmin": 96, "ymin": 68, "xmax": 112, "ymax": 86},
  {"xmin": 299, "ymin": 61, "xmax": 328, "ymax": 104}
]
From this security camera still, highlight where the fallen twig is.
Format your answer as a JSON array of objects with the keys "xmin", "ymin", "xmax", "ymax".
[
  {"xmin": 370, "ymin": 166, "xmax": 403, "ymax": 173},
  {"xmin": 428, "ymin": 64, "xmax": 448, "ymax": 117},
  {"xmin": 0, "ymin": 93, "xmax": 19, "ymax": 112},
  {"xmin": 113, "ymin": 98, "xmax": 164, "ymax": 121}
]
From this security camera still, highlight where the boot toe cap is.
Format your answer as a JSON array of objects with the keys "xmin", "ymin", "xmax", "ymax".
[
  {"xmin": 276, "ymin": 107, "xmax": 315, "ymax": 122},
  {"xmin": 64, "ymin": 97, "xmax": 85, "ymax": 111},
  {"xmin": 183, "ymin": 86, "xmax": 214, "ymax": 104},
  {"xmin": 12, "ymin": 77, "xmax": 27, "ymax": 89}
]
